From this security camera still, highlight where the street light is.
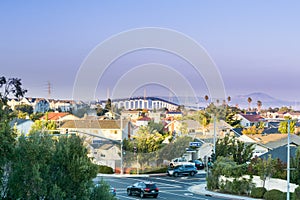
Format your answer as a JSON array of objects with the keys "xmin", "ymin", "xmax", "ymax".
[{"xmin": 287, "ymin": 119, "xmax": 290, "ymax": 200}]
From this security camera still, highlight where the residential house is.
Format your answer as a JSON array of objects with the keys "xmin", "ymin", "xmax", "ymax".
[
  {"xmin": 165, "ymin": 111, "xmax": 183, "ymax": 120},
  {"xmin": 40, "ymin": 112, "xmax": 80, "ymax": 127},
  {"xmin": 284, "ymin": 111, "xmax": 300, "ymax": 120},
  {"xmin": 237, "ymin": 113, "xmax": 266, "ymax": 127},
  {"xmin": 87, "ymin": 141, "xmax": 120, "ymax": 170},
  {"xmin": 59, "ymin": 119, "xmax": 132, "ymax": 141},
  {"xmin": 181, "ymin": 119, "xmax": 202, "ymax": 133},
  {"xmin": 121, "ymin": 110, "xmax": 141, "ymax": 121},
  {"xmin": 59, "ymin": 119, "xmax": 133, "ymax": 171},
  {"xmin": 245, "ymin": 133, "xmax": 300, "ymax": 160},
  {"xmin": 135, "ymin": 116, "xmax": 152, "ymax": 127},
  {"xmin": 9, "ymin": 119, "xmax": 34, "ymax": 136},
  {"xmin": 259, "ymin": 145, "xmax": 298, "ymax": 164},
  {"xmin": 236, "ymin": 133, "xmax": 270, "ymax": 157},
  {"xmin": 49, "ymin": 99, "xmax": 76, "ymax": 112}
]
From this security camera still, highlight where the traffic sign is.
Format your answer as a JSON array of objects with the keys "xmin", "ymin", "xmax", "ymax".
[{"xmin": 189, "ymin": 142, "xmax": 201, "ymax": 147}]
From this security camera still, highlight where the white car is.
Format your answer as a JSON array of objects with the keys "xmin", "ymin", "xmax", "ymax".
[{"xmin": 169, "ymin": 157, "xmax": 195, "ymax": 167}]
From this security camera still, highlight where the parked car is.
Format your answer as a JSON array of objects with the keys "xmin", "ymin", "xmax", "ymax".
[
  {"xmin": 189, "ymin": 160, "xmax": 204, "ymax": 170},
  {"xmin": 167, "ymin": 164, "xmax": 198, "ymax": 177},
  {"xmin": 169, "ymin": 157, "xmax": 194, "ymax": 167},
  {"xmin": 127, "ymin": 181, "xmax": 159, "ymax": 198}
]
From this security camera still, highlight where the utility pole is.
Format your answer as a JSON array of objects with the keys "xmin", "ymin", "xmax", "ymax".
[
  {"xmin": 287, "ymin": 120, "xmax": 290, "ymax": 200},
  {"xmin": 47, "ymin": 81, "xmax": 51, "ymax": 99},
  {"xmin": 213, "ymin": 115, "xmax": 216, "ymax": 155},
  {"xmin": 120, "ymin": 117, "xmax": 124, "ymax": 175}
]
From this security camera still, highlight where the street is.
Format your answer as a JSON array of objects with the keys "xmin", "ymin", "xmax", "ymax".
[{"xmin": 98, "ymin": 173, "xmax": 225, "ymax": 200}]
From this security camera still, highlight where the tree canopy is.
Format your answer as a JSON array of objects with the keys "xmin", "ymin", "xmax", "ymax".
[{"xmin": 215, "ymin": 135, "xmax": 254, "ymax": 165}]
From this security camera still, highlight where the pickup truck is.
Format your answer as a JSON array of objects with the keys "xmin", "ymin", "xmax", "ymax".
[{"xmin": 169, "ymin": 157, "xmax": 194, "ymax": 168}]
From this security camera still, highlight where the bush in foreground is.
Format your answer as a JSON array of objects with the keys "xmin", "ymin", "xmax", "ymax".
[
  {"xmin": 293, "ymin": 186, "xmax": 300, "ymax": 200},
  {"xmin": 263, "ymin": 189, "xmax": 284, "ymax": 200},
  {"xmin": 250, "ymin": 187, "xmax": 267, "ymax": 198}
]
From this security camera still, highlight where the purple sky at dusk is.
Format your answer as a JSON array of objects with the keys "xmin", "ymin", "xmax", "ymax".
[{"xmin": 1, "ymin": 1, "xmax": 300, "ymax": 101}]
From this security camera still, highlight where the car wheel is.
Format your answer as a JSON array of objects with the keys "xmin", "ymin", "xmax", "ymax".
[
  {"xmin": 140, "ymin": 191, "xmax": 144, "ymax": 198},
  {"xmin": 153, "ymin": 194, "xmax": 158, "ymax": 198},
  {"xmin": 190, "ymin": 171, "xmax": 195, "ymax": 176},
  {"xmin": 174, "ymin": 172, "xmax": 178, "ymax": 177},
  {"xmin": 127, "ymin": 189, "xmax": 132, "ymax": 196}
]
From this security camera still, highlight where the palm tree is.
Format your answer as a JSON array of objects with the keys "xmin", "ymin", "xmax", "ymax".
[
  {"xmin": 204, "ymin": 95, "xmax": 209, "ymax": 102},
  {"xmin": 227, "ymin": 96, "xmax": 231, "ymax": 104},
  {"xmin": 247, "ymin": 97, "xmax": 252, "ymax": 111},
  {"xmin": 204, "ymin": 95, "xmax": 209, "ymax": 108},
  {"xmin": 257, "ymin": 100, "xmax": 262, "ymax": 113}
]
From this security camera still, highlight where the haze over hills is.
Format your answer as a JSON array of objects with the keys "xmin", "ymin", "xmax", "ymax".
[
  {"xmin": 160, "ymin": 92, "xmax": 300, "ymax": 110},
  {"xmin": 229, "ymin": 92, "xmax": 295, "ymax": 109}
]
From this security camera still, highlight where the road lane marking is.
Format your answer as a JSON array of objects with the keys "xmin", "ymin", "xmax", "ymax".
[{"xmin": 160, "ymin": 190, "xmax": 209, "ymax": 200}]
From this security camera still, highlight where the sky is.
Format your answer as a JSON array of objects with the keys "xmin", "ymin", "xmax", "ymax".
[{"xmin": 1, "ymin": 0, "xmax": 300, "ymax": 102}]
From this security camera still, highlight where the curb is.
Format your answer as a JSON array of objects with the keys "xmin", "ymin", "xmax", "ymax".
[{"xmin": 188, "ymin": 184, "xmax": 259, "ymax": 200}]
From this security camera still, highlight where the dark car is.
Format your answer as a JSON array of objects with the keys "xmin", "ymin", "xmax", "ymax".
[
  {"xmin": 167, "ymin": 164, "xmax": 198, "ymax": 177},
  {"xmin": 189, "ymin": 160, "xmax": 204, "ymax": 170},
  {"xmin": 127, "ymin": 181, "xmax": 159, "ymax": 198}
]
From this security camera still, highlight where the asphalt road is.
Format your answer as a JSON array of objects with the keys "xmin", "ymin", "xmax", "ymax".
[{"xmin": 98, "ymin": 173, "xmax": 225, "ymax": 200}]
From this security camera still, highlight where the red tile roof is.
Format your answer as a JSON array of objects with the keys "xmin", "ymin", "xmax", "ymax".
[{"xmin": 40, "ymin": 112, "xmax": 69, "ymax": 121}]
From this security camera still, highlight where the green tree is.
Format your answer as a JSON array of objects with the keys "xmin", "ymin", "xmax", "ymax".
[
  {"xmin": 159, "ymin": 136, "xmax": 192, "ymax": 161},
  {"xmin": 7, "ymin": 133, "xmax": 98, "ymax": 199},
  {"xmin": 247, "ymin": 97, "xmax": 252, "ymax": 111},
  {"xmin": 257, "ymin": 100, "xmax": 262, "ymax": 113},
  {"xmin": 133, "ymin": 126, "xmax": 164, "ymax": 169},
  {"xmin": 291, "ymin": 147, "xmax": 300, "ymax": 185},
  {"xmin": 148, "ymin": 120, "xmax": 166, "ymax": 135},
  {"xmin": 215, "ymin": 135, "xmax": 254, "ymax": 164},
  {"xmin": 255, "ymin": 156, "xmax": 275, "ymax": 188},
  {"xmin": 278, "ymin": 117, "xmax": 296, "ymax": 134},
  {"xmin": 30, "ymin": 119, "xmax": 57, "ymax": 134},
  {"xmin": 206, "ymin": 103, "xmax": 226, "ymax": 121},
  {"xmin": 14, "ymin": 104, "xmax": 33, "ymax": 115},
  {"xmin": 227, "ymin": 96, "xmax": 231, "ymax": 104},
  {"xmin": 50, "ymin": 135, "xmax": 98, "ymax": 199},
  {"xmin": 225, "ymin": 107, "xmax": 242, "ymax": 128},
  {"xmin": 242, "ymin": 125, "xmax": 264, "ymax": 135},
  {"xmin": 0, "ymin": 77, "xmax": 27, "ymax": 198},
  {"xmin": 278, "ymin": 106, "xmax": 293, "ymax": 113},
  {"xmin": 90, "ymin": 179, "xmax": 117, "ymax": 200},
  {"xmin": 105, "ymin": 98, "xmax": 112, "ymax": 111},
  {"xmin": 7, "ymin": 133, "xmax": 53, "ymax": 199}
]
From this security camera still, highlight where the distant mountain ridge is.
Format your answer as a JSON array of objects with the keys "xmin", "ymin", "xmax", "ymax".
[
  {"xmin": 157, "ymin": 92, "xmax": 300, "ymax": 110},
  {"xmin": 230, "ymin": 92, "xmax": 294, "ymax": 109}
]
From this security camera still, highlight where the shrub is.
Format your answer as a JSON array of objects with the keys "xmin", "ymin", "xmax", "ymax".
[
  {"xmin": 90, "ymin": 179, "xmax": 116, "ymax": 200},
  {"xmin": 142, "ymin": 167, "xmax": 168, "ymax": 174},
  {"xmin": 129, "ymin": 169, "xmax": 137, "ymax": 174},
  {"xmin": 250, "ymin": 187, "xmax": 267, "ymax": 198},
  {"xmin": 219, "ymin": 178, "xmax": 253, "ymax": 195},
  {"xmin": 293, "ymin": 186, "xmax": 300, "ymax": 200},
  {"xmin": 98, "ymin": 165, "xmax": 114, "ymax": 174},
  {"xmin": 264, "ymin": 189, "xmax": 284, "ymax": 200}
]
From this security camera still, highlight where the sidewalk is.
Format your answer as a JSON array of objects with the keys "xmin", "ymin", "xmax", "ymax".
[{"xmin": 188, "ymin": 184, "xmax": 260, "ymax": 200}]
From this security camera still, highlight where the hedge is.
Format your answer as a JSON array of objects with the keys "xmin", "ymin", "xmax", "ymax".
[
  {"xmin": 98, "ymin": 165, "xmax": 114, "ymax": 174},
  {"xmin": 250, "ymin": 187, "xmax": 267, "ymax": 198}
]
